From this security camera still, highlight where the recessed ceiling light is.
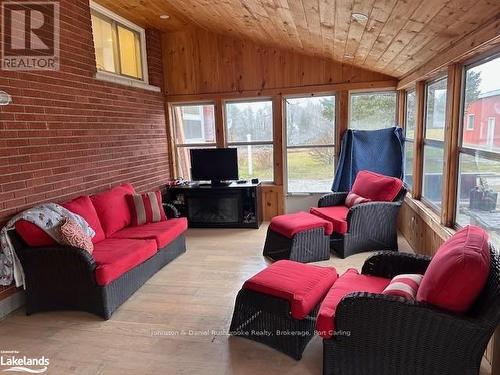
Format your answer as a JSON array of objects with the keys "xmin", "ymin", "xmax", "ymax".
[
  {"xmin": 344, "ymin": 54, "xmax": 354, "ymax": 59},
  {"xmin": 351, "ymin": 12, "xmax": 368, "ymax": 22},
  {"xmin": 160, "ymin": 14, "xmax": 170, "ymax": 19}
]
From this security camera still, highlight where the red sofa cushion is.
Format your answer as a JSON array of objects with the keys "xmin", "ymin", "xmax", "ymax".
[
  {"xmin": 309, "ymin": 206, "xmax": 349, "ymax": 234},
  {"xmin": 127, "ymin": 191, "xmax": 167, "ymax": 226},
  {"xmin": 15, "ymin": 220, "xmax": 57, "ymax": 247},
  {"xmin": 92, "ymin": 238, "xmax": 157, "ymax": 286},
  {"xmin": 269, "ymin": 211, "xmax": 333, "ymax": 238},
  {"xmin": 243, "ymin": 260, "xmax": 338, "ymax": 320},
  {"xmin": 62, "ymin": 196, "xmax": 105, "ymax": 244},
  {"xmin": 316, "ymin": 269, "xmax": 390, "ymax": 338},
  {"xmin": 351, "ymin": 170, "xmax": 403, "ymax": 202},
  {"xmin": 91, "ymin": 184, "xmax": 135, "ymax": 237},
  {"xmin": 417, "ymin": 225, "xmax": 490, "ymax": 313},
  {"xmin": 111, "ymin": 218, "xmax": 188, "ymax": 248}
]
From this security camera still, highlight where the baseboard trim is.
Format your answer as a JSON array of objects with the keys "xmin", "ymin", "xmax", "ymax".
[{"xmin": 0, "ymin": 291, "xmax": 25, "ymax": 319}]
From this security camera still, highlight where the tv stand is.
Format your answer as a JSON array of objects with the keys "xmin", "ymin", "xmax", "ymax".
[{"xmin": 164, "ymin": 182, "xmax": 262, "ymax": 229}]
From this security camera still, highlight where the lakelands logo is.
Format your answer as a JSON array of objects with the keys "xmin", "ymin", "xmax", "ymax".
[
  {"xmin": 0, "ymin": 351, "xmax": 49, "ymax": 373},
  {"xmin": 1, "ymin": 1, "xmax": 60, "ymax": 71}
]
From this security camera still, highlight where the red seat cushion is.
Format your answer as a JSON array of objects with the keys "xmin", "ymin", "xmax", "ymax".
[
  {"xmin": 15, "ymin": 220, "xmax": 57, "ymax": 247},
  {"xmin": 417, "ymin": 225, "xmax": 490, "ymax": 313},
  {"xmin": 91, "ymin": 184, "xmax": 135, "ymax": 238},
  {"xmin": 92, "ymin": 238, "xmax": 157, "ymax": 286},
  {"xmin": 269, "ymin": 211, "xmax": 333, "ymax": 238},
  {"xmin": 351, "ymin": 170, "xmax": 403, "ymax": 202},
  {"xmin": 243, "ymin": 260, "xmax": 338, "ymax": 320},
  {"xmin": 316, "ymin": 269, "xmax": 391, "ymax": 338},
  {"xmin": 309, "ymin": 206, "xmax": 349, "ymax": 234},
  {"xmin": 110, "ymin": 218, "xmax": 188, "ymax": 248},
  {"xmin": 62, "ymin": 195, "xmax": 105, "ymax": 244}
]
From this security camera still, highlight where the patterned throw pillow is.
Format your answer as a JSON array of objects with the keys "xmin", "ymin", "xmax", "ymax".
[
  {"xmin": 127, "ymin": 191, "xmax": 167, "ymax": 226},
  {"xmin": 59, "ymin": 217, "xmax": 94, "ymax": 254},
  {"xmin": 345, "ymin": 192, "xmax": 371, "ymax": 208},
  {"xmin": 382, "ymin": 274, "xmax": 424, "ymax": 300}
]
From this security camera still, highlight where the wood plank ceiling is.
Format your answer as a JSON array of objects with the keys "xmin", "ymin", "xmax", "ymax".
[{"xmin": 95, "ymin": 0, "xmax": 500, "ymax": 78}]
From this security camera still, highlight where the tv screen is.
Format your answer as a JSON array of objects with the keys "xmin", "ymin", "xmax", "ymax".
[{"xmin": 190, "ymin": 148, "xmax": 239, "ymax": 182}]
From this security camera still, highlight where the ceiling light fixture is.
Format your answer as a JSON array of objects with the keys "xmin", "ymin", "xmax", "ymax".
[
  {"xmin": 160, "ymin": 15, "xmax": 170, "ymax": 19},
  {"xmin": 351, "ymin": 12, "xmax": 368, "ymax": 22},
  {"xmin": 344, "ymin": 54, "xmax": 354, "ymax": 59}
]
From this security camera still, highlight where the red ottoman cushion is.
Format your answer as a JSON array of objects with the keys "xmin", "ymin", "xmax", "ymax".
[
  {"xmin": 243, "ymin": 260, "xmax": 338, "ymax": 319},
  {"xmin": 417, "ymin": 225, "xmax": 490, "ymax": 313},
  {"xmin": 269, "ymin": 211, "xmax": 333, "ymax": 238},
  {"xmin": 310, "ymin": 206, "xmax": 349, "ymax": 234},
  {"xmin": 316, "ymin": 269, "xmax": 390, "ymax": 338},
  {"xmin": 351, "ymin": 170, "xmax": 403, "ymax": 202}
]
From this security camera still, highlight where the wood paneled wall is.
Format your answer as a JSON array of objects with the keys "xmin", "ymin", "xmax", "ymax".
[
  {"xmin": 162, "ymin": 27, "xmax": 397, "ymax": 219},
  {"xmin": 162, "ymin": 28, "xmax": 395, "ymax": 97}
]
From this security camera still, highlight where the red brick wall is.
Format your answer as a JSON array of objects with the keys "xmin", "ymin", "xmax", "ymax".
[{"xmin": 0, "ymin": 0, "xmax": 169, "ymax": 295}]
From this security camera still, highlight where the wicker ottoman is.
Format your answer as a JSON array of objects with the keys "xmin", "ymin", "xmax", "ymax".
[
  {"xmin": 263, "ymin": 211, "xmax": 333, "ymax": 263},
  {"xmin": 229, "ymin": 260, "xmax": 338, "ymax": 360}
]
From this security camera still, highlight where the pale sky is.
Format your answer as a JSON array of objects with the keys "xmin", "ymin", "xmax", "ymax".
[{"xmin": 471, "ymin": 57, "xmax": 500, "ymax": 93}]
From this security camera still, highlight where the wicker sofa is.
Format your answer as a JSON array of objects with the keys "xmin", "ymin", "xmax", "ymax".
[
  {"xmin": 9, "ymin": 184, "xmax": 187, "ymax": 319},
  {"xmin": 321, "ymin": 249, "xmax": 500, "ymax": 375}
]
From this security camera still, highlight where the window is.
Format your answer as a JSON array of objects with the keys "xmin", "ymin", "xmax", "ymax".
[
  {"xmin": 349, "ymin": 91, "xmax": 397, "ymax": 129},
  {"xmin": 404, "ymin": 90, "xmax": 416, "ymax": 189},
  {"xmin": 285, "ymin": 95, "xmax": 335, "ymax": 193},
  {"xmin": 422, "ymin": 77, "xmax": 448, "ymax": 211},
  {"xmin": 456, "ymin": 55, "xmax": 500, "ymax": 250},
  {"xmin": 171, "ymin": 103, "xmax": 216, "ymax": 179},
  {"xmin": 466, "ymin": 114, "xmax": 475, "ymax": 130},
  {"xmin": 225, "ymin": 100, "xmax": 274, "ymax": 181},
  {"xmin": 91, "ymin": 3, "xmax": 147, "ymax": 81}
]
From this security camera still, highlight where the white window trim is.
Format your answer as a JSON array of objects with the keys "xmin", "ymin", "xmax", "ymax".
[
  {"xmin": 466, "ymin": 113, "xmax": 475, "ymax": 130},
  {"xmin": 90, "ymin": 1, "xmax": 155, "ymax": 90}
]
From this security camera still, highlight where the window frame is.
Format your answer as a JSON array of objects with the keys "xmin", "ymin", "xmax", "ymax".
[
  {"xmin": 224, "ymin": 98, "xmax": 275, "ymax": 183},
  {"xmin": 284, "ymin": 94, "xmax": 336, "ymax": 195},
  {"xmin": 421, "ymin": 75, "xmax": 448, "ymax": 213},
  {"xmin": 90, "ymin": 1, "xmax": 149, "ymax": 84},
  {"xmin": 348, "ymin": 89, "xmax": 398, "ymax": 130},
  {"xmin": 403, "ymin": 88, "xmax": 416, "ymax": 191}
]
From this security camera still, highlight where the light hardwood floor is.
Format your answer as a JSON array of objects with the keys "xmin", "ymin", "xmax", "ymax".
[{"xmin": 0, "ymin": 225, "xmax": 491, "ymax": 374}]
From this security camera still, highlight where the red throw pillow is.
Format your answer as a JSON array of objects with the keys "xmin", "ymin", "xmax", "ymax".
[
  {"xmin": 351, "ymin": 170, "xmax": 403, "ymax": 202},
  {"xmin": 127, "ymin": 191, "xmax": 167, "ymax": 226},
  {"xmin": 62, "ymin": 196, "xmax": 105, "ymax": 244},
  {"xmin": 382, "ymin": 274, "xmax": 423, "ymax": 300},
  {"xmin": 59, "ymin": 217, "xmax": 93, "ymax": 254},
  {"xmin": 345, "ymin": 192, "xmax": 371, "ymax": 208},
  {"xmin": 417, "ymin": 225, "xmax": 490, "ymax": 313},
  {"xmin": 91, "ymin": 184, "xmax": 136, "ymax": 237},
  {"xmin": 15, "ymin": 220, "xmax": 57, "ymax": 247}
]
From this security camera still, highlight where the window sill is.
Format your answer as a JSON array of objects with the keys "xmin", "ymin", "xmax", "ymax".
[{"xmin": 94, "ymin": 71, "xmax": 161, "ymax": 92}]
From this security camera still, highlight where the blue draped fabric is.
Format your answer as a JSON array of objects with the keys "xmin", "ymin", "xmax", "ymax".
[{"xmin": 332, "ymin": 127, "xmax": 404, "ymax": 192}]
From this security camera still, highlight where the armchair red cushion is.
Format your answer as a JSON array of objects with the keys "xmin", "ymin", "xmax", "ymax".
[
  {"xmin": 351, "ymin": 170, "xmax": 403, "ymax": 202},
  {"xmin": 316, "ymin": 269, "xmax": 391, "ymax": 338},
  {"xmin": 417, "ymin": 225, "xmax": 490, "ymax": 313},
  {"xmin": 309, "ymin": 206, "xmax": 349, "ymax": 234}
]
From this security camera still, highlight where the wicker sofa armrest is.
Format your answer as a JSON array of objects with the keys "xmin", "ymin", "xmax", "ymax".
[
  {"xmin": 361, "ymin": 251, "xmax": 431, "ymax": 279},
  {"xmin": 16, "ymin": 243, "xmax": 97, "ymax": 287},
  {"xmin": 163, "ymin": 203, "xmax": 180, "ymax": 218},
  {"xmin": 318, "ymin": 192, "xmax": 348, "ymax": 207}
]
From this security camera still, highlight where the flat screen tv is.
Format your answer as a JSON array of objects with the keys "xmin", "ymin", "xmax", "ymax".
[{"xmin": 190, "ymin": 148, "xmax": 239, "ymax": 183}]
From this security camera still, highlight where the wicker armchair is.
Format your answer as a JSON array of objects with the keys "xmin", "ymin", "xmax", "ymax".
[
  {"xmin": 317, "ymin": 188, "xmax": 406, "ymax": 258},
  {"xmin": 323, "ymin": 249, "xmax": 500, "ymax": 375}
]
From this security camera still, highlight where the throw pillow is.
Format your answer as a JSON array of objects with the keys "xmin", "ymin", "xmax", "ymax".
[
  {"xmin": 59, "ymin": 217, "xmax": 93, "ymax": 254},
  {"xmin": 127, "ymin": 191, "xmax": 167, "ymax": 226},
  {"xmin": 382, "ymin": 274, "xmax": 424, "ymax": 300},
  {"xmin": 345, "ymin": 192, "xmax": 371, "ymax": 208}
]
